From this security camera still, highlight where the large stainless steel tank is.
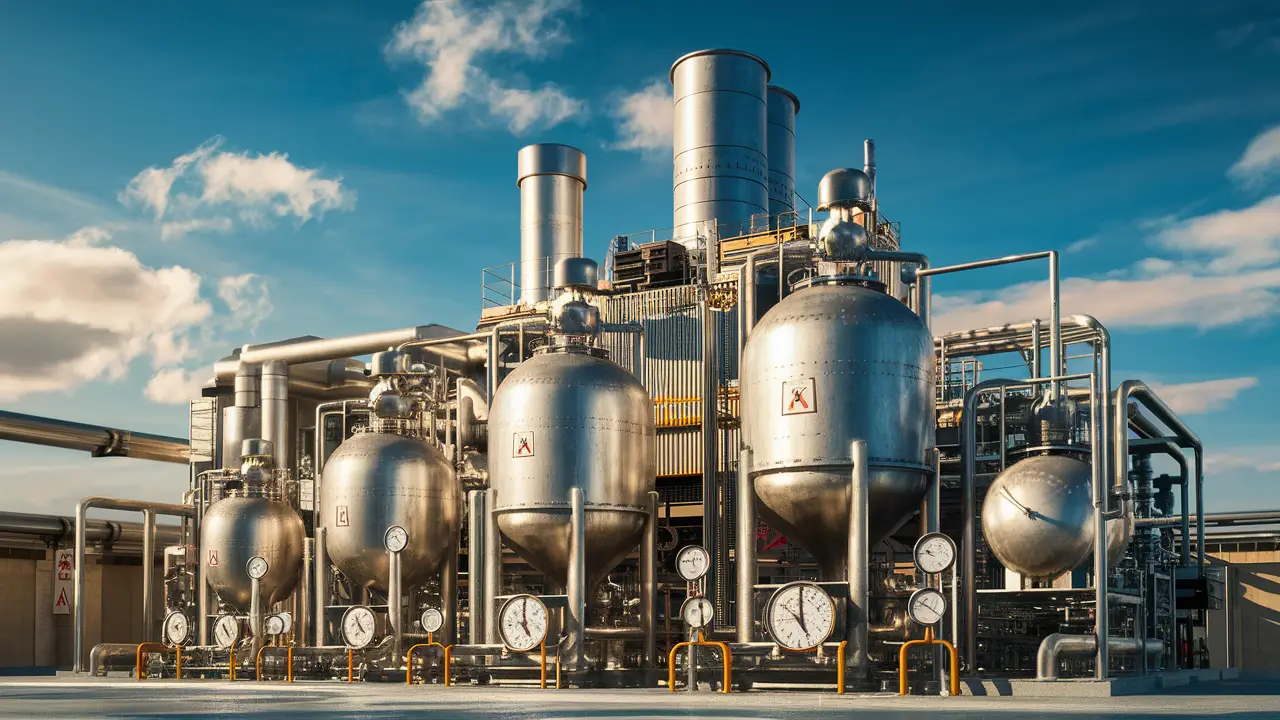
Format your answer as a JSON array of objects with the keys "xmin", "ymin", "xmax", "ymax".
[
  {"xmin": 766, "ymin": 85, "xmax": 799, "ymax": 221},
  {"xmin": 201, "ymin": 496, "xmax": 305, "ymax": 610},
  {"xmin": 741, "ymin": 281, "xmax": 934, "ymax": 579},
  {"xmin": 519, "ymin": 143, "xmax": 586, "ymax": 305},
  {"xmin": 981, "ymin": 454, "xmax": 1134, "ymax": 578},
  {"xmin": 671, "ymin": 48, "xmax": 770, "ymax": 239},
  {"xmin": 489, "ymin": 347, "xmax": 655, "ymax": 591},
  {"xmin": 320, "ymin": 431, "xmax": 461, "ymax": 591}
]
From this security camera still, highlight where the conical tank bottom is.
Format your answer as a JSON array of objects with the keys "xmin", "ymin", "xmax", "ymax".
[
  {"xmin": 754, "ymin": 467, "xmax": 929, "ymax": 579},
  {"xmin": 497, "ymin": 508, "xmax": 646, "ymax": 593}
]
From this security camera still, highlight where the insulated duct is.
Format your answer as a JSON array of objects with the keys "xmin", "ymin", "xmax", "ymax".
[
  {"xmin": 518, "ymin": 143, "xmax": 586, "ymax": 305},
  {"xmin": 0, "ymin": 411, "xmax": 188, "ymax": 464}
]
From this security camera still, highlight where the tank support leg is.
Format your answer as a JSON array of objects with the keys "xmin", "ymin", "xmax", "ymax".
[
  {"xmin": 484, "ymin": 489, "xmax": 501, "ymax": 645},
  {"xmin": 441, "ymin": 538, "xmax": 458, "ymax": 646},
  {"xmin": 847, "ymin": 440, "xmax": 870, "ymax": 682},
  {"xmin": 389, "ymin": 547, "xmax": 402, "ymax": 668},
  {"xmin": 567, "ymin": 487, "xmax": 587, "ymax": 670},
  {"xmin": 642, "ymin": 490, "xmax": 658, "ymax": 669},
  {"xmin": 467, "ymin": 490, "xmax": 485, "ymax": 645},
  {"xmin": 736, "ymin": 449, "xmax": 755, "ymax": 644}
]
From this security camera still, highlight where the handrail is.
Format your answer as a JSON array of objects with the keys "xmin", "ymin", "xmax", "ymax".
[
  {"xmin": 836, "ymin": 641, "xmax": 848, "ymax": 694},
  {"xmin": 668, "ymin": 631, "xmax": 732, "ymax": 694},
  {"xmin": 347, "ymin": 648, "xmax": 355, "ymax": 682},
  {"xmin": 899, "ymin": 627, "xmax": 959, "ymax": 697},
  {"xmin": 406, "ymin": 640, "xmax": 454, "ymax": 687},
  {"xmin": 229, "ymin": 646, "xmax": 237, "ymax": 681},
  {"xmin": 255, "ymin": 645, "xmax": 294, "ymax": 683},
  {"xmin": 135, "ymin": 643, "xmax": 181, "ymax": 680}
]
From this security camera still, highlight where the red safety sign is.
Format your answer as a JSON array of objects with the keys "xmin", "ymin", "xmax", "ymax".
[
  {"xmin": 55, "ymin": 588, "xmax": 70, "ymax": 609},
  {"xmin": 208, "ymin": 549, "xmax": 219, "ymax": 567},
  {"xmin": 513, "ymin": 431, "xmax": 535, "ymax": 458},
  {"xmin": 781, "ymin": 378, "xmax": 817, "ymax": 416},
  {"xmin": 336, "ymin": 505, "xmax": 350, "ymax": 527}
]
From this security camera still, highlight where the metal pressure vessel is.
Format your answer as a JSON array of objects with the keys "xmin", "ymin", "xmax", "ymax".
[
  {"xmin": 489, "ymin": 346, "xmax": 655, "ymax": 592},
  {"xmin": 201, "ymin": 496, "xmax": 305, "ymax": 611},
  {"xmin": 981, "ymin": 454, "xmax": 1134, "ymax": 578},
  {"xmin": 741, "ymin": 280, "xmax": 935, "ymax": 579},
  {"xmin": 320, "ymin": 432, "xmax": 461, "ymax": 591}
]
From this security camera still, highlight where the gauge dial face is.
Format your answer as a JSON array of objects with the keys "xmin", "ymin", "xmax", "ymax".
[
  {"xmin": 277, "ymin": 611, "xmax": 293, "ymax": 635},
  {"xmin": 681, "ymin": 596, "xmax": 714, "ymax": 629},
  {"xmin": 384, "ymin": 525, "xmax": 409, "ymax": 553},
  {"xmin": 766, "ymin": 582, "xmax": 836, "ymax": 651},
  {"xmin": 908, "ymin": 588, "xmax": 947, "ymax": 626},
  {"xmin": 420, "ymin": 607, "xmax": 444, "ymax": 634},
  {"xmin": 913, "ymin": 532, "xmax": 957, "ymax": 575},
  {"xmin": 341, "ymin": 606, "xmax": 377, "ymax": 649},
  {"xmin": 246, "ymin": 555, "xmax": 269, "ymax": 580},
  {"xmin": 498, "ymin": 594, "xmax": 549, "ymax": 652},
  {"xmin": 675, "ymin": 545, "xmax": 710, "ymax": 582},
  {"xmin": 265, "ymin": 614, "xmax": 285, "ymax": 636},
  {"xmin": 213, "ymin": 614, "xmax": 241, "ymax": 650},
  {"xmin": 163, "ymin": 611, "xmax": 190, "ymax": 646}
]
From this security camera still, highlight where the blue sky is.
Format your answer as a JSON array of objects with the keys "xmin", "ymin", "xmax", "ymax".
[{"xmin": 1, "ymin": 0, "xmax": 1278, "ymax": 517}]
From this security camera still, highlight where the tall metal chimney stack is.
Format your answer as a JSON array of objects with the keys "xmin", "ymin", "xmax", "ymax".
[
  {"xmin": 670, "ymin": 49, "xmax": 771, "ymax": 243},
  {"xmin": 863, "ymin": 139, "xmax": 876, "ymax": 198},
  {"xmin": 766, "ymin": 86, "xmax": 800, "ymax": 224},
  {"xmin": 518, "ymin": 144, "xmax": 587, "ymax": 306}
]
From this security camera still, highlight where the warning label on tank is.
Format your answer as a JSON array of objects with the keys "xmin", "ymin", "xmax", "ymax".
[
  {"xmin": 336, "ymin": 505, "xmax": 350, "ymax": 527},
  {"xmin": 208, "ymin": 549, "xmax": 219, "ymax": 567},
  {"xmin": 782, "ymin": 378, "xmax": 817, "ymax": 416},
  {"xmin": 514, "ymin": 431, "xmax": 535, "ymax": 458}
]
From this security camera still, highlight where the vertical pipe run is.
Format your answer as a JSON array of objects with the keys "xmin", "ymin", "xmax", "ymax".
[
  {"xmin": 299, "ymin": 538, "xmax": 311, "ymax": 647},
  {"xmin": 260, "ymin": 360, "xmax": 290, "ymax": 471},
  {"xmin": 1090, "ymin": 372, "xmax": 1108, "ymax": 679},
  {"xmin": 313, "ymin": 527, "xmax": 328, "ymax": 646},
  {"xmin": 743, "ymin": 252, "xmax": 758, "ymax": 337},
  {"xmin": 642, "ymin": 491, "xmax": 658, "ymax": 668},
  {"xmin": 142, "ymin": 509, "xmax": 155, "ymax": 642},
  {"xmin": 848, "ymin": 441, "xmax": 871, "ymax": 681},
  {"xmin": 441, "ymin": 542, "xmax": 458, "ymax": 646},
  {"xmin": 568, "ymin": 487, "xmax": 587, "ymax": 669},
  {"xmin": 484, "ymin": 488, "xmax": 501, "ymax": 645},
  {"xmin": 250, "ymin": 576, "xmax": 264, "ymax": 661},
  {"xmin": 468, "ymin": 490, "xmax": 485, "ymax": 645},
  {"xmin": 389, "ymin": 548, "xmax": 402, "ymax": 668},
  {"xmin": 736, "ymin": 448, "xmax": 755, "ymax": 643},
  {"xmin": 1048, "ymin": 252, "xmax": 1062, "ymax": 399},
  {"xmin": 1031, "ymin": 318, "xmax": 1042, "ymax": 379},
  {"xmin": 73, "ymin": 502, "xmax": 87, "ymax": 673},
  {"xmin": 700, "ymin": 297, "xmax": 718, "ymax": 609}
]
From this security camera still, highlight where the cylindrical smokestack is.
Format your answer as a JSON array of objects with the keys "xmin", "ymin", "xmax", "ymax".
[
  {"xmin": 863, "ymin": 139, "xmax": 876, "ymax": 197},
  {"xmin": 260, "ymin": 360, "xmax": 290, "ymax": 471},
  {"xmin": 671, "ymin": 49, "xmax": 770, "ymax": 242},
  {"xmin": 518, "ymin": 144, "xmax": 586, "ymax": 306},
  {"xmin": 766, "ymin": 86, "xmax": 799, "ymax": 224}
]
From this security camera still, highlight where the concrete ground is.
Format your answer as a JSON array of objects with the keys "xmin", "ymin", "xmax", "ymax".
[{"xmin": 0, "ymin": 678, "xmax": 1278, "ymax": 719}]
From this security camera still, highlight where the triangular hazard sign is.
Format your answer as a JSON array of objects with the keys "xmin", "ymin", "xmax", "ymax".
[{"xmin": 55, "ymin": 588, "xmax": 69, "ymax": 607}]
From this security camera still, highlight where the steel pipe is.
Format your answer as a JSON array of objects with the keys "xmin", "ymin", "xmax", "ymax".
[
  {"xmin": 0, "ymin": 511, "xmax": 182, "ymax": 546},
  {"xmin": 1036, "ymin": 633, "xmax": 1164, "ymax": 680},
  {"xmin": 567, "ymin": 487, "xmax": 587, "ymax": 669},
  {"xmin": 260, "ymin": 361, "xmax": 290, "ymax": 471},
  {"xmin": 141, "ymin": 510, "xmax": 155, "ymax": 643},
  {"xmin": 441, "ymin": 539, "xmax": 458, "ymax": 646},
  {"xmin": 73, "ymin": 497, "xmax": 193, "ymax": 673},
  {"xmin": 0, "ymin": 410, "xmax": 188, "ymax": 464},
  {"xmin": 736, "ymin": 448, "xmax": 755, "ymax": 643},
  {"xmin": 1136, "ymin": 511, "xmax": 1280, "ymax": 528},
  {"xmin": 313, "ymin": 527, "xmax": 328, "ymax": 647},
  {"xmin": 847, "ymin": 440, "xmax": 870, "ymax": 681},
  {"xmin": 700, "ymin": 294, "xmax": 719, "ymax": 612},
  {"xmin": 388, "ymin": 548, "xmax": 402, "ymax": 668},
  {"xmin": 484, "ymin": 488, "xmax": 501, "ymax": 645},
  {"xmin": 467, "ymin": 490, "xmax": 485, "ymax": 645},
  {"xmin": 642, "ymin": 490, "xmax": 658, "ymax": 668}
]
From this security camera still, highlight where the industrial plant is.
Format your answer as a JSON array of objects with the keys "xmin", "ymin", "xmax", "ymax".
[{"xmin": 0, "ymin": 48, "xmax": 1261, "ymax": 696}]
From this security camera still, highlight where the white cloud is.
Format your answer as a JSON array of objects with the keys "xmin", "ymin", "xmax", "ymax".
[
  {"xmin": 1064, "ymin": 236, "xmax": 1097, "ymax": 253},
  {"xmin": 387, "ymin": 0, "xmax": 584, "ymax": 134},
  {"xmin": 144, "ymin": 366, "xmax": 211, "ymax": 404},
  {"xmin": 121, "ymin": 137, "xmax": 353, "ymax": 238},
  {"xmin": 933, "ymin": 194, "xmax": 1280, "ymax": 334},
  {"xmin": 217, "ymin": 273, "xmax": 273, "ymax": 332},
  {"xmin": 611, "ymin": 80, "xmax": 673, "ymax": 152},
  {"xmin": 1148, "ymin": 377, "xmax": 1259, "ymax": 415},
  {"xmin": 1228, "ymin": 123, "xmax": 1280, "ymax": 185},
  {"xmin": 1207, "ymin": 448, "xmax": 1280, "ymax": 475},
  {"xmin": 0, "ymin": 227, "xmax": 212, "ymax": 400}
]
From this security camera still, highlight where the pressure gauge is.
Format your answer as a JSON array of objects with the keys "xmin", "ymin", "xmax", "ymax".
[
  {"xmin": 265, "ymin": 614, "xmax": 285, "ymax": 636},
  {"xmin": 907, "ymin": 588, "xmax": 948, "ymax": 626},
  {"xmin": 276, "ymin": 611, "xmax": 293, "ymax": 635},
  {"xmin": 163, "ymin": 611, "xmax": 191, "ymax": 647},
  {"xmin": 498, "ymin": 594, "xmax": 549, "ymax": 652},
  {"xmin": 675, "ymin": 545, "xmax": 710, "ymax": 582},
  {"xmin": 913, "ymin": 532, "xmax": 957, "ymax": 575},
  {"xmin": 384, "ymin": 525, "xmax": 409, "ymax": 553},
  {"xmin": 341, "ymin": 605, "xmax": 378, "ymax": 649},
  {"xmin": 765, "ymin": 581, "xmax": 836, "ymax": 651},
  {"xmin": 680, "ymin": 596, "xmax": 714, "ymax": 629},
  {"xmin": 213, "ymin": 614, "xmax": 241, "ymax": 650},
  {"xmin": 420, "ymin": 607, "xmax": 444, "ymax": 634},
  {"xmin": 246, "ymin": 555, "xmax": 269, "ymax": 580}
]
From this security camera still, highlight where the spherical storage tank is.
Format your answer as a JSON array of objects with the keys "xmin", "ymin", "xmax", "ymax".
[
  {"xmin": 489, "ymin": 345, "xmax": 656, "ymax": 592},
  {"xmin": 321, "ymin": 432, "xmax": 461, "ymax": 591},
  {"xmin": 981, "ymin": 454, "xmax": 1133, "ymax": 578},
  {"xmin": 202, "ymin": 496, "xmax": 305, "ymax": 611},
  {"xmin": 741, "ymin": 279, "xmax": 935, "ymax": 580}
]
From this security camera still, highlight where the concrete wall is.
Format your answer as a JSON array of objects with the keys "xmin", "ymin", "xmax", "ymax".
[
  {"xmin": 1207, "ymin": 558, "xmax": 1280, "ymax": 675},
  {"xmin": 0, "ymin": 550, "xmax": 159, "ymax": 670}
]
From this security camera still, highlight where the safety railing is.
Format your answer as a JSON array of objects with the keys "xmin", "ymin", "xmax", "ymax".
[
  {"xmin": 255, "ymin": 645, "xmax": 294, "ymax": 683},
  {"xmin": 406, "ymin": 637, "xmax": 453, "ymax": 687},
  {"xmin": 899, "ymin": 627, "xmax": 959, "ymax": 696},
  {"xmin": 136, "ymin": 642, "xmax": 181, "ymax": 680},
  {"xmin": 668, "ymin": 631, "xmax": 732, "ymax": 694}
]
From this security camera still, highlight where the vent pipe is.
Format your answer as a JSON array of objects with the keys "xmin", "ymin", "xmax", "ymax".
[
  {"xmin": 863, "ymin": 139, "xmax": 876, "ymax": 198},
  {"xmin": 518, "ymin": 144, "xmax": 586, "ymax": 305},
  {"xmin": 766, "ymin": 86, "xmax": 799, "ymax": 224}
]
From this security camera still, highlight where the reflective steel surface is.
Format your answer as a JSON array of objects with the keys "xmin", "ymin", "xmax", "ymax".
[
  {"xmin": 766, "ymin": 85, "xmax": 799, "ymax": 220},
  {"xmin": 982, "ymin": 454, "xmax": 1134, "ymax": 578},
  {"xmin": 741, "ymin": 281, "xmax": 934, "ymax": 578},
  {"xmin": 201, "ymin": 496, "xmax": 305, "ymax": 611},
  {"xmin": 671, "ymin": 48, "xmax": 770, "ymax": 239},
  {"xmin": 320, "ymin": 431, "xmax": 461, "ymax": 591},
  {"xmin": 489, "ymin": 347, "xmax": 655, "ymax": 590},
  {"xmin": 518, "ymin": 143, "xmax": 586, "ymax": 305}
]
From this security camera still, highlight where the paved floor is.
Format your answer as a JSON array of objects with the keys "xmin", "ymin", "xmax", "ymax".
[{"xmin": 0, "ymin": 678, "xmax": 1277, "ymax": 719}]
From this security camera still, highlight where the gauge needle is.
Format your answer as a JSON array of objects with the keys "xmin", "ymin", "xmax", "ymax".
[
  {"xmin": 521, "ymin": 601, "xmax": 530, "ymax": 635},
  {"xmin": 797, "ymin": 594, "xmax": 808, "ymax": 634}
]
